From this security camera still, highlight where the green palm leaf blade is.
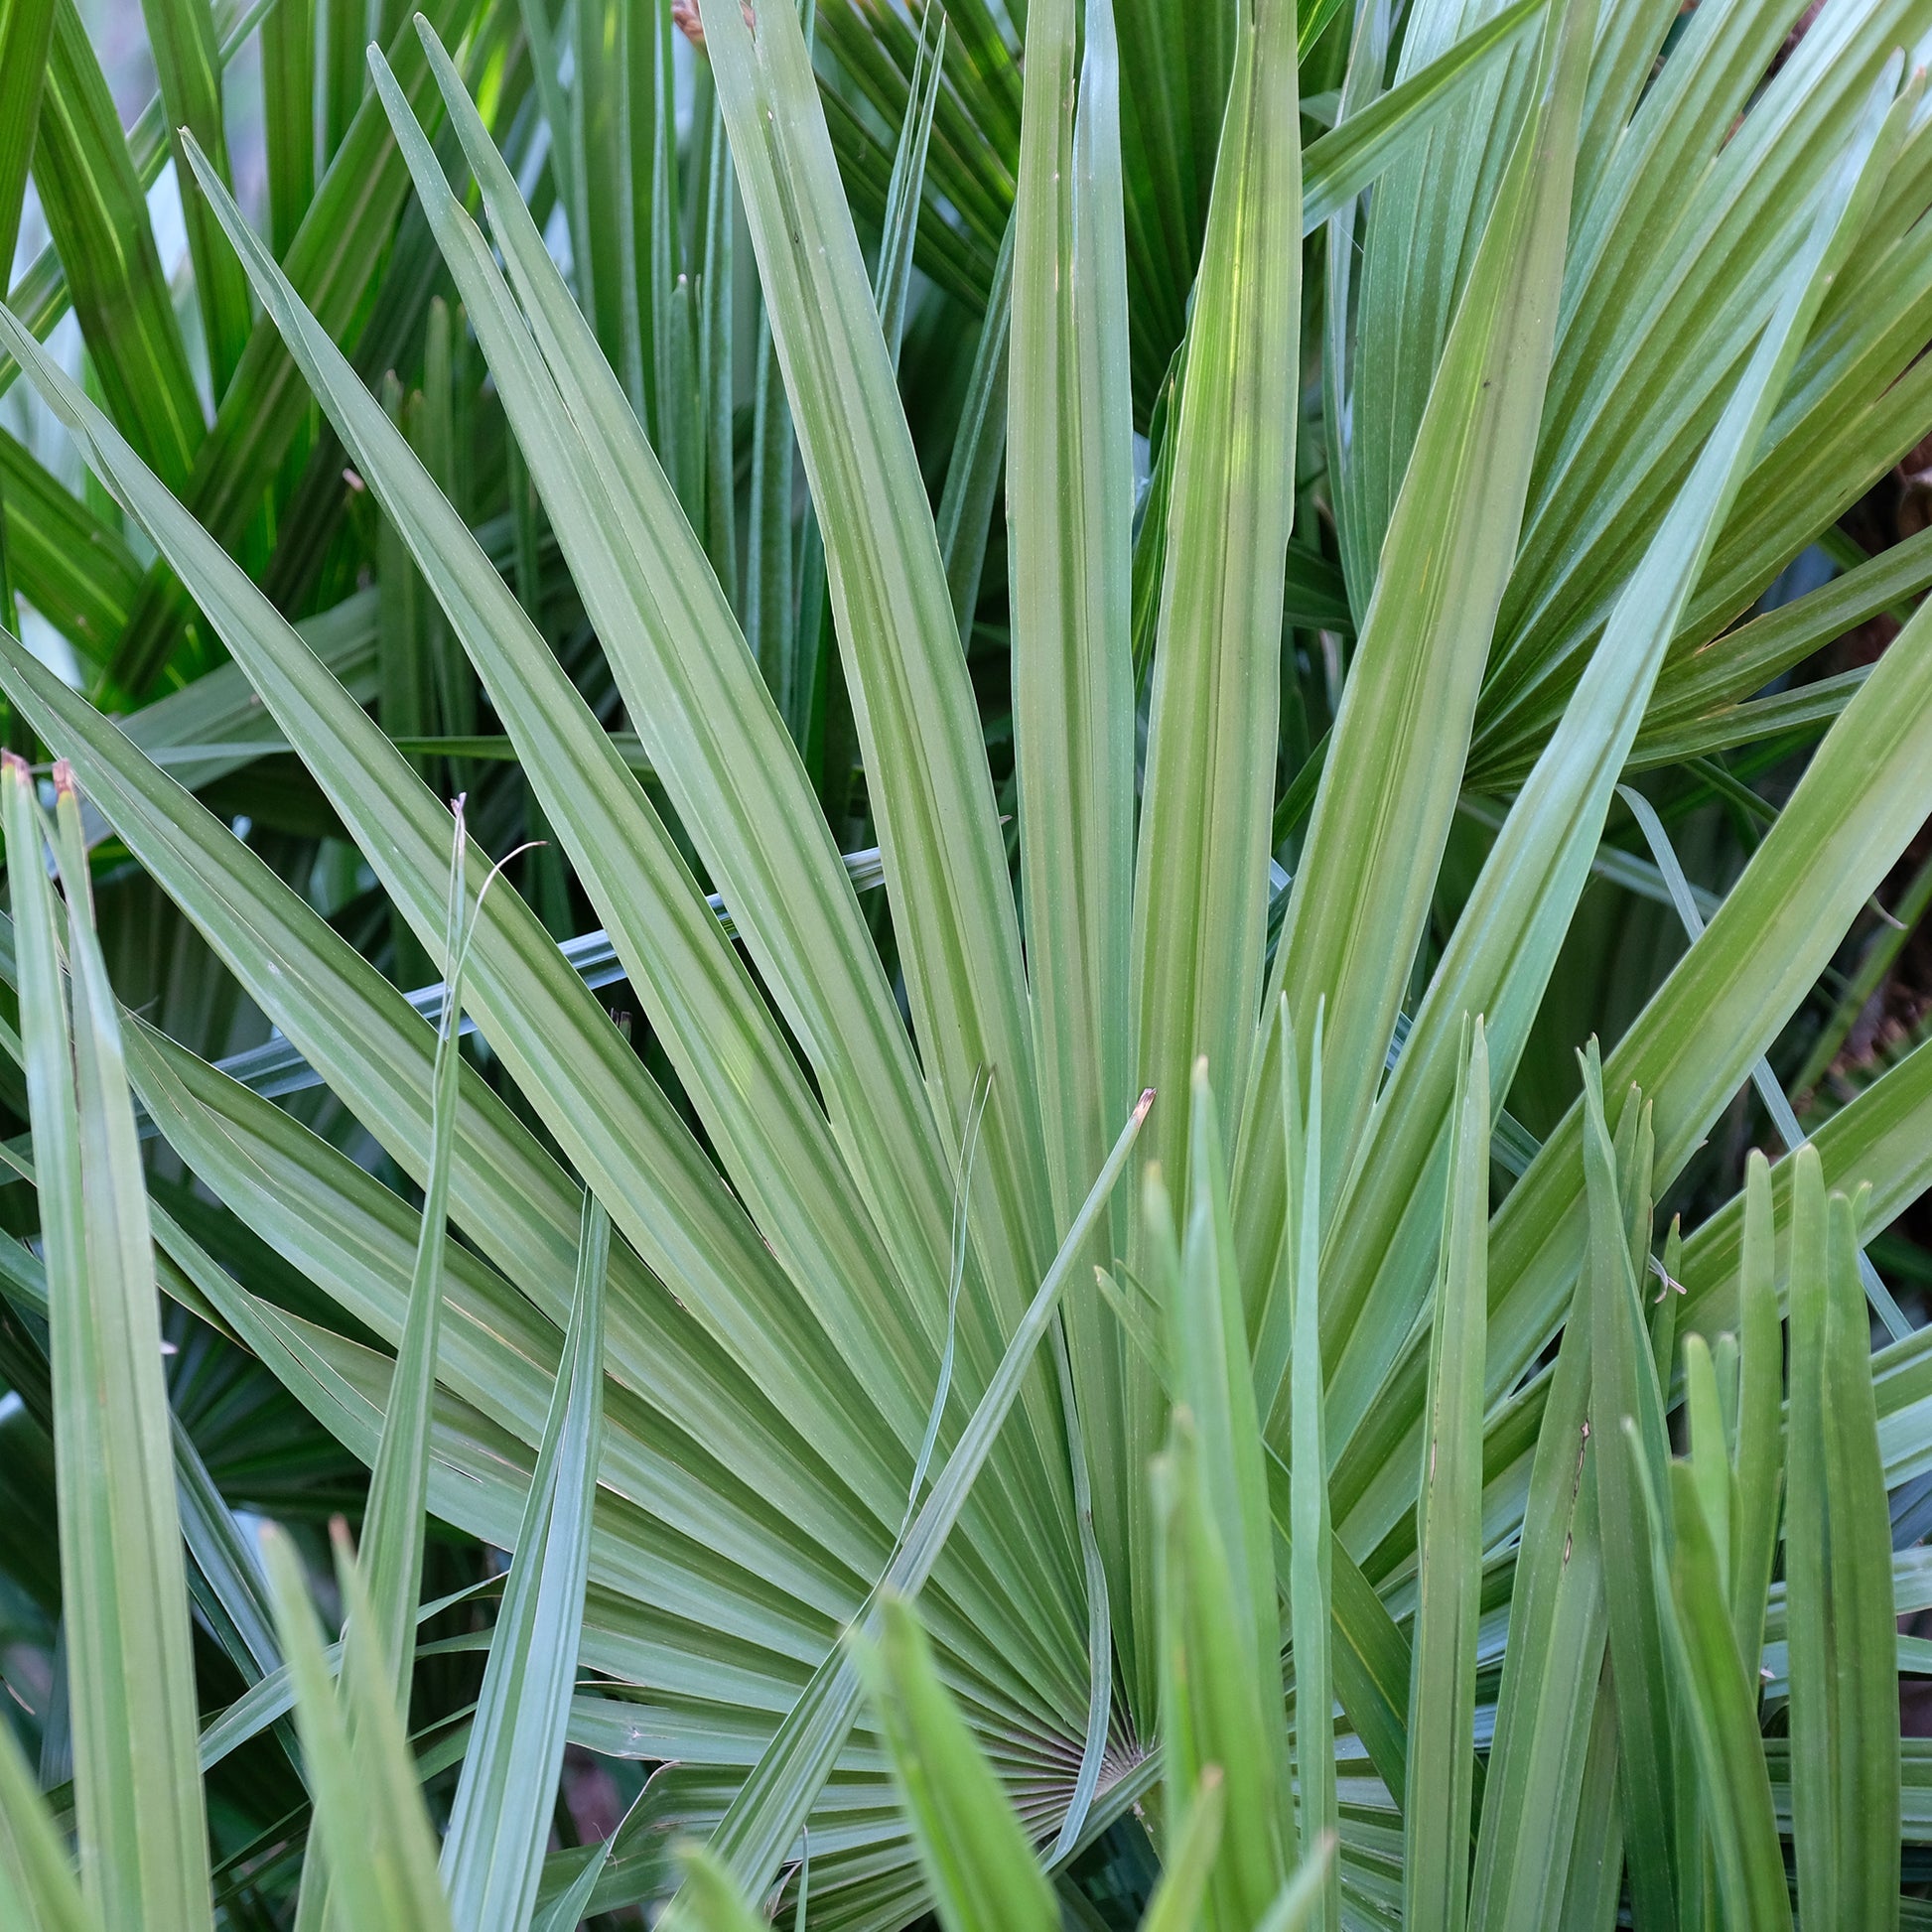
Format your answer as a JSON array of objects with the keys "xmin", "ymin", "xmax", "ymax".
[
  {"xmin": 0, "ymin": 1676, "xmax": 97, "ymax": 1932},
  {"xmin": 1677, "ymin": 1034, "xmax": 1932, "ymax": 1336},
  {"xmin": 1, "ymin": 761, "xmax": 212, "ymax": 1932},
  {"xmin": 138, "ymin": 0, "xmax": 252, "ymax": 395},
  {"xmin": 659, "ymin": 1089, "xmax": 1151, "ymax": 1918},
  {"xmin": 358, "ymin": 801, "xmax": 473, "ymax": 1704},
  {"xmin": 1463, "ymin": 1155, "xmax": 1604, "ymax": 1932},
  {"xmin": 259, "ymin": 1524, "xmax": 455, "ymax": 1931},
  {"xmin": 34, "ymin": 0, "xmax": 205, "ymax": 491},
  {"xmin": 0, "ymin": 307, "xmax": 907, "ymax": 1543},
  {"xmin": 1727, "ymin": 1152, "xmax": 1783, "ymax": 1679},
  {"xmin": 441, "ymin": 1193, "xmax": 610, "ymax": 1932},
  {"xmin": 104, "ymin": 0, "xmax": 489, "ymax": 694},
  {"xmin": 1440, "ymin": 581, "xmax": 1932, "ymax": 1567},
  {"xmin": 855, "ymin": 1594, "xmax": 1059, "ymax": 1932},
  {"xmin": 1, "ymin": 0, "xmax": 265, "ymax": 393},
  {"xmin": 0, "ymin": 630, "xmax": 922, "ymax": 1660},
  {"xmin": 671, "ymin": 1847, "xmax": 774, "ymax": 1932},
  {"xmin": 697, "ymin": 0, "xmax": 1057, "ymax": 1329},
  {"xmin": 1403, "ymin": 1019, "xmax": 1487, "ymax": 1932},
  {"xmin": 1312, "ymin": 51, "xmax": 1903, "ymax": 1477},
  {"xmin": 291, "ymin": 798, "xmax": 481, "ymax": 1932},
  {"xmin": 1260, "ymin": 0, "xmax": 1589, "ymax": 1244},
  {"xmin": 1823, "ymin": 1186, "xmax": 1903, "ymax": 1922},
  {"xmin": 1580, "ymin": 1048, "xmax": 1678, "ymax": 1932},
  {"xmin": 1635, "ymin": 1458, "xmax": 1793, "ymax": 1932},
  {"xmin": 389, "ymin": 30, "xmax": 1065, "ymax": 1531},
  {"xmin": 1297, "ymin": 0, "xmax": 1548, "ymax": 230},
  {"xmin": 1481, "ymin": 2, "xmax": 1928, "ymax": 756},
  {"xmin": 1281, "ymin": 1014, "xmax": 1335, "ymax": 1932},
  {"xmin": 0, "ymin": 429, "xmax": 144, "ymax": 665},
  {"xmin": 177, "ymin": 123, "xmax": 953, "ymax": 1521},
  {"xmin": 1150, "ymin": 1061, "xmax": 1293, "ymax": 1929},
  {"xmin": 1130, "ymin": 0, "xmax": 1299, "ymax": 1193},
  {"xmin": 1007, "ymin": 0, "xmax": 1139, "ymax": 1680},
  {"xmin": 0, "ymin": 0, "xmax": 52, "ymax": 646}
]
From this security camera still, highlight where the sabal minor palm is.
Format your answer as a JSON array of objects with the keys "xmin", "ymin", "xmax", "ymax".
[{"xmin": 1, "ymin": 0, "xmax": 1932, "ymax": 1924}]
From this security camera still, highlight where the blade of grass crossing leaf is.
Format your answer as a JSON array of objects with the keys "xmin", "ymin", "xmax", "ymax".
[
  {"xmin": 1638, "ymin": 1458, "xmax": 1793, "ymax": 1932},
  {"xmin": 1581, "ymin": 1050, "xmax": 1678, "ymax": 1932},
  {"xmin": 1009, "ymin": 0, "xmax": 1139, "ymax": 1679},
  {"xmin": 0, "ymin": 1712, "xmax": 95, "ymax": 1932},
  {"xmin": 1138, "ymin": 1772, "xmax": 1225, "ymax": 1932},
  {"xmin": 857, "ymin": 1595, "xmax": 1060, "ymax": 1932},
  {"xmin": 441, "ymin": 1192, "xmax": 610, "ymax": 1932},
  {"xmin": 356, "ymin": 798, "xmax": 472, "ymax": 1701},
  {"xmin": 261, "ymin": 0, "xmax": 314, "ymax": 255},
  {"xmin": 1785, "ymin": 1147, "xmax": 1835, "ymax": 1927},
  {"xmin": 675, "ymin": 1848, "xmax": 782, "ymax": 1932},
  {"xmin": 1298, "ymin": 0, "xmax": 1547, "ymax": 229},
  {"xmin": 1616, "ymin": 781, "xmax": 1912, "ymax": 1352},
  {"xmin": 696, "ymin": 0, "xmax": 1057, "ymax": 1317},
  {"xmin": 1729, "ymin": 1158, "xmax": 1783, "ymax": 1677},
  {"xmin": 2, "ymin": 759, "xmax": 213, "ymax": 1932},
  {"xmin": 935, "ymin": 213, "xmax": 1014, "ymax": 638},
  {"xmin": 1404, "ymin": 1020, "xmax": 1487, "ymax": 1932},
  {"xmin": 1823, "ymin": 1187, "xmax": 1902, "ymax": 1922},
  {"xmin": 876, "ymin": 6, "xmax": 945, "ymax": 369},
  {"xmin": 1465, "ymin": 1200, "xmax": 1605, "ymax": 1932},
  {"xmin": 1264, "ymin": 0, "xmax": 1590, "ymax": 1225},
  {"xmin": 1286, "ymin": 1015, "xmax": 1335, "ymax": 1931},
  {"xmin": 139, "ymin": 0, "xmax": 253, "ymax": 394},
  {"xmin": 260, "ymin": 1524, "xmax": 455, "ymax": 1930},
  {"xmin": 1131, "ymin": 0, "xmax": 1300, "ymax": 1188},
  {"xmin": 33, "ymin": 0, "xmax": 205, "ymax": 489},
  {"xmin": 664, "ymin": 1091, "xmax": 1152, "ymax": 1910}
]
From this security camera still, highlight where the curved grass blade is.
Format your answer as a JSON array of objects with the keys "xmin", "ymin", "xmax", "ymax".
[
  {"xmin": 1131, "ymin": 0, "xmax": 1300, "ymax": 1188},
  {"xmin": 1637, "ymin": 1456, "xmax": 1793, "ymax": 1932},
  {"xmin": 856, "ymin": 1595, "xmax": 1059, "ymax": 1932},
  {"xmin": 1284, "ymin": 1015, "xmax": 1335, "ymax": 1932},
  {"xmin": 260, "ymin": 1524, "xmax": 454, "ymax": 1931},
  {"xmin": 1008, "ymin": 0, "xmax": 1139, "ymax": 1682},
  {"xmin": 1728, "ymin": 1151, "xmax": 1783, "ymax": 1678},
  {"xmin": 0, "ymin": 1714, "xmax": 95, "ymax": 1932},
  {"xmin": 1138, "ymin": 1771, "xmax": 1224, "ymax": 1932},
  {"xmin": 1263, "ymin": 0, "xmax": 1591, "ymax": 1229},
  {"xmin": 440, "ymin": 1193, "xmax": 610, "ymax": 1931},
  {"xmin": 1404, "ymin": 1020, "xmax": 1487, "ymax": 1932},
  {"xmin": 4, "ymin": 759, "xmax": 212, "ymax": 1932},
  {"xmin": 1581, "ymin": 1049, "xmax": 1677, "ymax": 1932}
]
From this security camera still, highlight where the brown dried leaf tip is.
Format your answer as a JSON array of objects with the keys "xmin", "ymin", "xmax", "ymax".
[{"xmin": 672, "ymin": 0, "xmax": 757, "ymax": 49}]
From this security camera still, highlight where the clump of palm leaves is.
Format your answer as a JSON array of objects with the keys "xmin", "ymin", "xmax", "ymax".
[{"xmin": 3, "ymin": 0, "xmax": 1932, "ymax": 1923}]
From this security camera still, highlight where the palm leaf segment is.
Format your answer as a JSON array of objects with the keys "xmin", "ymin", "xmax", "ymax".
[{"xmin": 4, "ymin": 0, "xmax": 1932, "ymax": 1923}]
